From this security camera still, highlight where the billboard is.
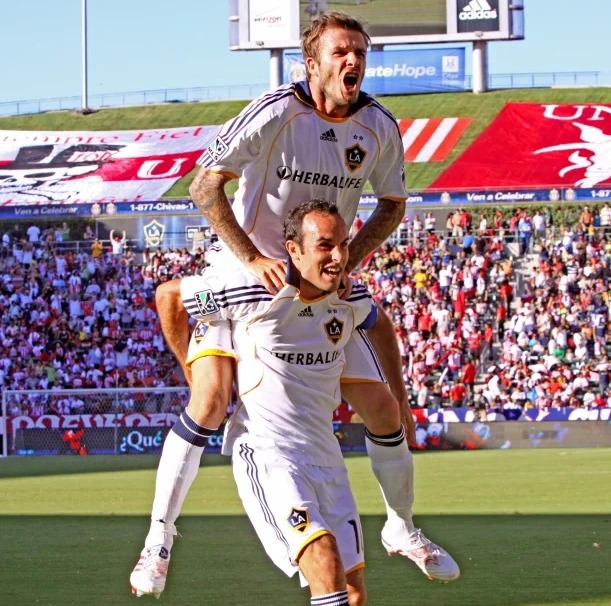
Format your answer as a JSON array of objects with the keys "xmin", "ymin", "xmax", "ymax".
[
  {"xmin": 284, "ymin": 47, "xmax": 466, "ymax": 94},
  {"xmin": 0, "ymin": 126, "xmax": 218, "ymax": 207},
  {"xmin": 10, "ymin": 421, "xmax": 611, "ymax": 456},
  {"xmin": 431, "ymin": 103, "xmax": 611, "ymax": 190},
  {"xmin": 229, "ymin": 0, "xmax": 524, "ymax": 50}
]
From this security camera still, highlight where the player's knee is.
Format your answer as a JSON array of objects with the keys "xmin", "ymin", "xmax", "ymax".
[
  {"xmin": 343, "ymin": 383, "xmax": 401, "ymax": 434},
  {"xmin": 346, "ymin": 569, "xmax": 367, "ymax": 606},
  {"xmin": 187, "ymin": 356, "xmax": 234, "ymax": 424},
  {"xmin": 348, "ymin": 586, "xmax": 367, "ymax": 605}
]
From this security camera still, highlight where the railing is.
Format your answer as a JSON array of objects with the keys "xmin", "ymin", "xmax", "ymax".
[
  {"xmin": 2, "ymin": 71, "xmax": 611, "ymax": 117},
  {"xmin": 466, "ymin": 70, "xmax": 611, "ymax": 90},
  {"xmin": 0, "ymin": 84, "xmax": 269, "ymax": 117}
]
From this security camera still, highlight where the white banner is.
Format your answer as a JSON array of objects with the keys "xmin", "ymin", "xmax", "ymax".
[{"xmin": 0, "ymin": 126, "xmax": 219, "ymax": 206}]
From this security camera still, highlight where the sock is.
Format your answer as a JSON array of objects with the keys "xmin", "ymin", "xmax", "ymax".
[
  {"xmin": 365, "ymin": 426, "xmax": 415, "ymax": 535},
  {"xmin": 311, "ymin": 590, "xmax": 349, "ymax": 605},
  {"xmin": 145, "ymin": 411, "xmax": 218, "ymax": 549}
]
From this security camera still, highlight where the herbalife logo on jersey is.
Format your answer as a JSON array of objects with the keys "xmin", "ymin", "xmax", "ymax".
[
  {"xmin": 457, "ymin": 0, "xmax": 499, "ymax": 32},
  {"xmin": 194, "ymin": 289, "xmax": 220, "ymax": 316},
  {"xmin": 320, "ymin": 128, "xmax": 338, "ymax": 142},
  {"xmin": 298, "ymin": 306, "xmax": 314, "ymax": 317}
]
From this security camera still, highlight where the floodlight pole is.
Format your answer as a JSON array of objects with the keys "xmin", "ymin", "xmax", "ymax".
[
  {"xmin": 82, "ymin": 0, "xmax": 89, "ymax": 112},
  {"xmin": 472, "ymin": 40, "xmax": 489, "ymax": 94},
  {"xmin": 270, "ymin": 49, "xmax": 283, "ymax": 90}
]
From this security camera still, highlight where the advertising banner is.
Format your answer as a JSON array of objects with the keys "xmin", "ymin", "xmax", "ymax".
[
  {"xmin": 8, "ymin": 406, "xmax": 611, "ymax": 440},
  {"xmin": 0, "ymin": 126, "xmax": 219, "ymax": 207},
  {"xmin": 431, "ymin": 102, "xmax": 611, "ymax": 189},
  {"xmin": 14, "ymin": 420, "xmax": 610, "ymax": 456},
  {"xmin": 456, "ymin": 0, "xmax": 500, "ymax": 33},
  {"xmin": 284, "ymin": 47, "xmax": 466, "ymax": 94},
  {"xmin": 7, "ymin": 410, "xmax": 611, "ymax": 455}
]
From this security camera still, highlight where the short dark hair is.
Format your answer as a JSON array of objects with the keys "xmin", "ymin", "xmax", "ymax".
[
  {"xmin": 283, "ymin": 199, "xmax": 340, "ymax": 245},
  {"xmin": 301, "ymin": 11, "xmax": 370, "ymax": 64}
]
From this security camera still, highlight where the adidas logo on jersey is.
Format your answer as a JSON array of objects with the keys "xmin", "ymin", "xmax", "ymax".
[
  {"xmin": 320, "ymin": 128, "xmax": 338, "ymax": 142},
  {"xmin": 298, "ymin": 306, "xmax": 314, "ymax": 317},
  {"xmin": 458, "ymin": 0, "xmax": 497, "ymax": 20}
]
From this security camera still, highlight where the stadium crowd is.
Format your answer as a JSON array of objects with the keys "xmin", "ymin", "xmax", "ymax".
[
  {"xmin": 0, "ymin": 223, "xmax": 205, "ymax": 418},
  {"xmin": 2, "ymin": 205, "xmax": 611, "ymax": 418}
]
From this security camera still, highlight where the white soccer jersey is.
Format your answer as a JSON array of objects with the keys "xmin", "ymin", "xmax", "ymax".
[
  {"xmin": 199, "ymin": 81, "xmax": 407, "ymax": 266},
  {"xmin": 181, "ymin": 271, "xmax": 376, "ymax": 467}
]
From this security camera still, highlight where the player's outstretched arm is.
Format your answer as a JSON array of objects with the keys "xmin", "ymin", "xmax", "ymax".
[
  {"xmin": 189, "ymin": 167, "xmax": 286, "ymax": 293},
  {"xmin": 346, "ymin": 197, "xmax": 405, "ymax": 272},
  {"xmin": 155, "ymin": 278, "xmax": 192, "ymax": 385}
]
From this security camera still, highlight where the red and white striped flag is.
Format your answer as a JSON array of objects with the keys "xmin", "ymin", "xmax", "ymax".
[{"xmin": 397, "ymin": 117, "xmax": 471, "ymax": 163}]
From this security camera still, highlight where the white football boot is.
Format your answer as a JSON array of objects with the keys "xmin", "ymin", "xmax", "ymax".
[
  {"xmin": 130, "ymin": 545, "xmax": 171, "ymax": 599},
  {"xmin": 381, "ymin": 526, "xmax": 460, "ymax": 582}
]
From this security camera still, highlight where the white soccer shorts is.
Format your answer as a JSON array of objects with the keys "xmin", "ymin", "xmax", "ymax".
[
  {"xmin": 231, "ymin": 436, "xmax": 365, "ymax": 583},
  {"xmin": 186, "ymin": 321, "xmax": 235, "ymax": 366},
  {"xmin": 341, "ymin": 327, "xmax": 387, "ymax": 383}
]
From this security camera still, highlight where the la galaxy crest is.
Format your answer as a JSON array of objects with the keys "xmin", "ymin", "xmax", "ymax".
[
  {"xmin": 194, "ymin": 289, "xmax": 220, "ymax": 316},
  {"xmin": 287, "ymin": 507, "xmax": 309, "ymax": 533},
  {"xmin": 143, "ymin": 219, "xmax": 165, "ymax": 248},
  {"xmin": 345, "ymin": 143, "xmax": 366, "ymax": 173},
  {"xmin": 325, "ymin": 317, "xmax": 344, "ymax": 345},
  {"xmin": 193, "ymin": 322, "xmax": 207, "ymax": 344}
]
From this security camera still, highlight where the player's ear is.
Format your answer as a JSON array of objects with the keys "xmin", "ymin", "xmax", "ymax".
[
  {"xmin": 286, "ymin": 239, "xmax": 299, "ymax": 260},
  {"xmin": 305, "ymin": 56, "xmax": 317, "ymax": 79}
]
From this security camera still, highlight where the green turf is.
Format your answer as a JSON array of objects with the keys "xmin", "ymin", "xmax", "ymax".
[
  {"xmin": 1, "ymin": 449, "xmax": 610, "ymax": 605},
  {"xmin": 2, "ymin": 87, "xmax": 611, "ymax": 194}
]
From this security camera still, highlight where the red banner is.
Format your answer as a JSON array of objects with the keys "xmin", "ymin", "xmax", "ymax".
[{"xmin": 430, "ymin": 102, "xmax": 611, "ymax": 189}]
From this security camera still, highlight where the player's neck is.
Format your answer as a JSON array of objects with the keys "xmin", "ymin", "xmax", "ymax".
[{"xmin": 298, "ymin": 280, "xmax": 329, "ymax": 301}]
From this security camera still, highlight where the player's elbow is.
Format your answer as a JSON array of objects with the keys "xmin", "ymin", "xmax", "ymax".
[{"xmin": 189, "ymin": 168, "xmax": 233, "ymax": 217}]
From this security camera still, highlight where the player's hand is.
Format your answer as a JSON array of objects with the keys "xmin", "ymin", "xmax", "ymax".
[
  {"xmin": 246, "ymin": 256, "xmax": 287, "ymax": 294},
  {"xmin": 338, "ymin": 273, "xmax": 353, "ymax": 300}
]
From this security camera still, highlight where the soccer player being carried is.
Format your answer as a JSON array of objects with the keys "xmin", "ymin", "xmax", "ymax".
[{"xmin": 130, "ymin": 11, "xmax": 459, "ymax": 599}]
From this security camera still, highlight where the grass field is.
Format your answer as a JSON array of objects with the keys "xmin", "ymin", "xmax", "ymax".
[{"xmin": 1, "ymin": 448, "xmax": 610, "ymax": 606}]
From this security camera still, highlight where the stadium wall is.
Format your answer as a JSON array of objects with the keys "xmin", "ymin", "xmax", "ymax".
[{"xmin": 2, "ymin": 389, "xmax": 610, "ymax": 456}]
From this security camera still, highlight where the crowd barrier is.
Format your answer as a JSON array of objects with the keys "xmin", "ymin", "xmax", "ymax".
[{"xmin": 8, "ymin": 421, "xmax": 611, "ymax": 456}]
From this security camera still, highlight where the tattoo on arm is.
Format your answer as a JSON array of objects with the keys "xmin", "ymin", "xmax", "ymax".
[
  {"xmin": 189, "ymin": 169, "xmax": 263, "ymax": 265},
  {"xmin": 347, "ymin": 198, "xmax": 405, "ymax": 272}
]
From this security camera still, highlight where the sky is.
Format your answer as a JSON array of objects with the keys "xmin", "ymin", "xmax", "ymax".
[{"xmin": 1, "ymin": 0, "xmax": 610, "ymax": 104}]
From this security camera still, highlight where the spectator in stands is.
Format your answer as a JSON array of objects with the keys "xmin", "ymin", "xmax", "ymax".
[
  {"xmin": 579, "ymin": 206, "xmax": 594, "ymax": 233},
  {"xmin": 532, "ymin": 210, "xmax": 546, "ymax": 245},
  {"xmin": 110, "ymin": 230, "xmax": 127, "ymax": 257},
  {"xmin": 599, "ymin": 203, "xmax": 611, "ymax": 234},
  {"xmin": 517, "ymin": 212, "xmax": 533, "ymax": 256},
  {"xmin": 91, "ymin": 238, "xmax": 104, "ymax": 259},
  {"xmin": 27, "ymin": 223, "xmax": 41, "ymax": 244},
  {"xmin": 83, "ymin": 225, "xmax": 96, "ymax": 240}
]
